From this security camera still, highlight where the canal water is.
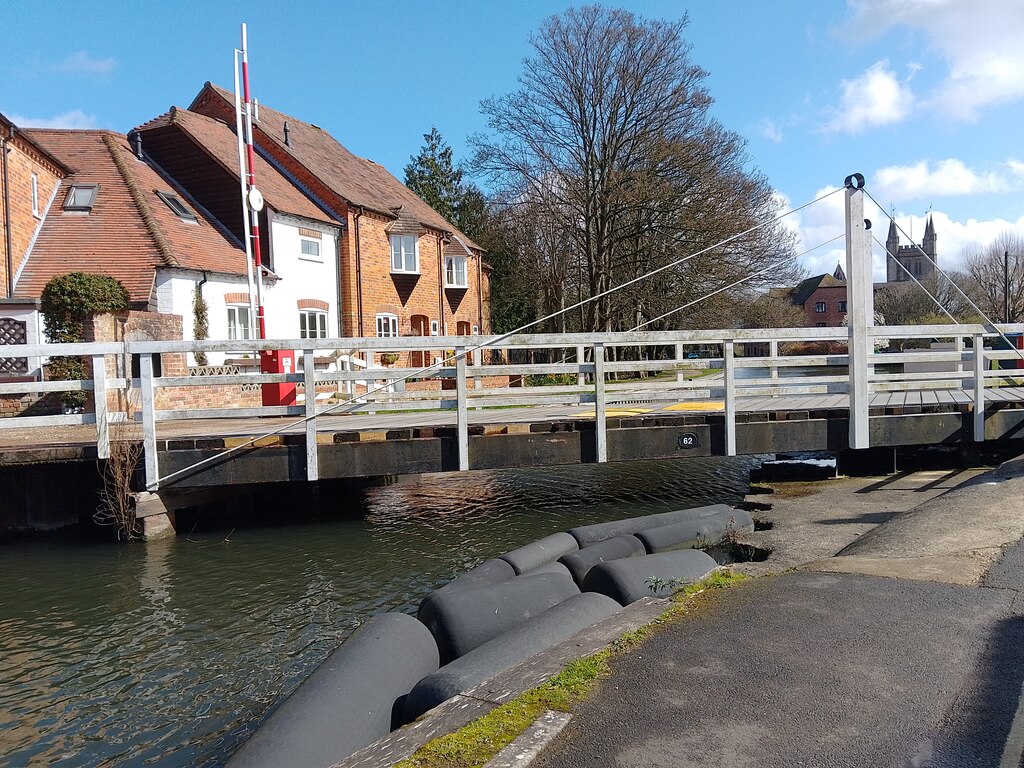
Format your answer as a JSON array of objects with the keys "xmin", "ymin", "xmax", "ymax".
[{"xmin": 0, "ymin": 455, "xmax": 761, "ymax": 767}]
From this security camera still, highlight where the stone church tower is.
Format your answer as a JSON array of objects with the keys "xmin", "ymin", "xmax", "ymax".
[{"xmin": 886, "ymin": 215, "xmax": 937, "ymax": 282}]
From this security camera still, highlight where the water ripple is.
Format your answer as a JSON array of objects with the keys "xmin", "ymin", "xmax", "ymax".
[{"xmin": 0, "ymin": 456, "xmax": 759, "ymax": 767}]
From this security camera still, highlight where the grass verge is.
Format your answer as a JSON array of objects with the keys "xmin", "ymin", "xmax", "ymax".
[{"xmin": 394, "ymin": 569, "xmax": 746, "ymax": 768}]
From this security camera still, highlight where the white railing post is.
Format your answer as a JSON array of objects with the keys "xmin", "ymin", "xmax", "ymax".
[
  {"xmin": 456, "ymin": 346, "xmax": 469, "ymax": 471},
  {"xmin": 956, "ymin": 334, "xmax": 965, "ymax": 378},
  {"xmin": 973, "ymin": 333, "xmax": 986, "ymax": 442},
  {"xmin": 594, "ymin": 342, "xmax": 607, "ymax": 463},
  {"xmin": 92, "ymin": 353, "xmax": 109, "ymax": 460},
  {"xmin": 675, "ymin": 342, "xmax": 685, "ymax": 382},
  {"xmin": 304, "ymin": 349, "xmax": 318, "ymax": 481},
  {"xmin": 769, "ymin": 339, "xmax": 779, "ymax": 396},
  {"xmin": 140, "ymin": 353, "xmax": 159, "ymax": 490},
  {"xmin": 472, "ymin": 346, "xmax": 482, "ymax": 389},
  {"xmin": 844, "ymin": 175, "xmax": 872, "ymax": 449},
  {"xmin": 724, "ymin": 340, "xmax": 736, "ymax": 456},
  {"xmin": 577, "ymin": 344, "xmax": 586, "ymax": 386}
]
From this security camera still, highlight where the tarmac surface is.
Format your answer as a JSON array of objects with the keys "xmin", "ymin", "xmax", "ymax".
[{"xmin": 534, "ymin": 457, "xmax": 1024, "ymax": 768}]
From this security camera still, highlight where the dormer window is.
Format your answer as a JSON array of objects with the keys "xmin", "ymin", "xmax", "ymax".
[
  {"xmin": 390, "ymin": 235, "xmax": 419, "ymax": 274},
  {"xmin": 64, "ymin": 185, "xmax": 98, "ymax": 212},
  {"xmin": 445, "ymin": 256, "xmax": 468, "ymax": 288},
  {"xmin": 156, "ymin": 191, "xmax": 197, "ymax": 222}
]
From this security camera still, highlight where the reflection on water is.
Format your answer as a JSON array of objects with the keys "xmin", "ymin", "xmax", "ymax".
[{"xmin": 0, "ymin": 456, "xmax": 760, "ymax": 767}]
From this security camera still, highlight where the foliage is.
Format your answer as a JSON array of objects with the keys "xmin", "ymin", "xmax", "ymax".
[
  {"xmin": 192, "ymin": 283, "xmax": 209, "ymax": 366},
  {"xmin": 40, "ymin": 273, "xmax": 130, "ymax": 408},
  {"xmin": 405, "ymin": 127, "xmax": 465, "ymax": 225},
  {"xmin": 470, "ymin": 7, "xmax": 799, "ymax": 335}
]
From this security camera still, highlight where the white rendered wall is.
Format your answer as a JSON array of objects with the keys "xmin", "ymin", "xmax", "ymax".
[{"xmin": 263, "ymin": 215, "xmax": 340, "ymax": 340}]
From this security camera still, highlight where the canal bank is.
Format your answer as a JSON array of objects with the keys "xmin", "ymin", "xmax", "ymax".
[{"xmin": 521, "ymin": 455, "xmax": 1024, "ymax": 768}]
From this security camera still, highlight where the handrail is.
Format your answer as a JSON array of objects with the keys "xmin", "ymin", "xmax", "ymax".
[{"xmin": 0, "ymin": 325, "xmax": 1022, "ymax": 490}]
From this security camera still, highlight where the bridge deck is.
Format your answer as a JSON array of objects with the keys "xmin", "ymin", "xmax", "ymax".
[{"xmin": 3, "ymin": 387, "xmax": 1024, "ymax": 459}]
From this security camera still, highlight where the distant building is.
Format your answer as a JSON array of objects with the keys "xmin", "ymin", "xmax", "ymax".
[
  {"xmin": 886, "ymin": 215, "xmax": 937, "ymax": 283},
  {"xmin": 789, "ymin": 263, "xmax": 849, "ymax": 327}
]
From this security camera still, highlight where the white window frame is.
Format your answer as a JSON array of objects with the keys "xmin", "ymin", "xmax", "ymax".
[
  {"xmin": 444, "ymin": 255, "xmax": 468, "ymax": 288},
  {"xmin": 472, "ymin": 324, "xmax": 479, "ymax": 335},
  {"xmin": 389, "ymin": 235, "xmax": 419, "ymax": 274},
  {"xmin": 299, "ymin": 309, "xmax": 328, "ymax": 339},
  {"xmin": 815, "ymin": 301, "xmax": 826, "ymax": 313},
  {"xmin": 31, "ymin": 174, "xmax": 39, "ymax": 217},
  {"xmin": 375, "ymin": 313, "xmax": 399, "ymax": 338},
  {"xmin": 299, "ymin": 237, "xmax": 322, "ymax": 262},
  {"xmin": 430, "ymin": 320, "xmax": 439, "ymax": 336},
  {"xmin": 226, "ymin": 304, "xmax": 254, "ymax": 341}
]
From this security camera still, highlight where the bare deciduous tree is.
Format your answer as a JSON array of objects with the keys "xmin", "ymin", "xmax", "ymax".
[
  {"xmin": 959, "ymin": 232, "xmax": 1024, "ymax": 323},
  {"xmin": 471, "ymin": 6, "xmax": 797, "ymax": 334}
]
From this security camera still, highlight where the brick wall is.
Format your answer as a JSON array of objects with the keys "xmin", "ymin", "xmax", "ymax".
[
  {"xmin": 800, "ymin": 285, "xmax": 848, "ymax": 327},
  {"xmin": 342, "ymin": 211, "xmax": 488, "ymax": 342},
  {"xmin": 0, "ymin": 129, "xmax": 64, "ymax": 297},
  {"xmin": 84, "ymin": 311, "xmax": 259, "ymax": 413}
]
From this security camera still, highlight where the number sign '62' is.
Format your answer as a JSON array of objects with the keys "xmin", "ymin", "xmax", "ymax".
[{"xmin": 677, "ymin": 432, "xmax": 699, "ymax": 449}]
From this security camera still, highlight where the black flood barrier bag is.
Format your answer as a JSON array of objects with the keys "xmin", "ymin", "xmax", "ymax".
[
  {"xmin": 568, "ymin": 503, "xmax": 733, "ymax": 547},
  {"xmin": 558, "ymin": 534, "xmax": 646, "ymax": 586},
  {"xmin": 499, "ymin": 532, "xmax": 579, "ymax": 575},
  {"xmin": 226, "ymin": 612, "xmax": 439, "ymax": 768},
  {"xmin": 520, "ymin": 561, "xmax": 574, "ymax": 580},
  {"xmin": 415, "ymin": 558, "xmax": 516, "ymax": 618},
  {"xmin": 403, "ymin": 591, "xmax": 622, "ymax": 723},
  {"xmin": 637, "ymin": 509, "xmax": 755, "ymax": 554},
  {"xmin": 582, "ymin": 550, "xmax": 718, "ymax": 605},
  {"xmin": 417, "ymin": 570, "xmax": 580, "ymax": 665}
]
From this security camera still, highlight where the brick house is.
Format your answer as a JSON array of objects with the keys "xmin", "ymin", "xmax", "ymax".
[
  {"xmin": 0, "ymin": 112, "xmax": 67, "ymax": 379},
  {"xmin": 134, "ymin": 107, "xmax": 344, "ymax": 363},
  {"xmin": 789, "ymin": 266, "xmax": 849, "ymax": 327},
  {"xmin": 186, "ymin": 83, "xmax": 491, "ymax": 364}
]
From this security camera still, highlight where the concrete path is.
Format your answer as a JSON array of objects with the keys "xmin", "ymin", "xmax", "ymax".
[{"xmin": 535, "ymin": 458, "xmax": 1024, "ymax": 768}]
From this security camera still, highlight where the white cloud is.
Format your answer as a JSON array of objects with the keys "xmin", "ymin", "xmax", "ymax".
[
  {"xmin": 5, "ymin": 110, "xmax": 99, "ymax": 129},
  {"xmin": 841, "ymin": 0, "xmax": 1024, "ymax": 121},
  {"xmin": 822, "ymin": 61, "xmax": 914, "ymax": 134},
  {"xmin": 51, "ymin": 51, "xmax": 117, "ymax": 77},
  {"xmin": 874, "ymin": 159, "xmax": 1014, "ymax": 200},
  {"xmin": 780, "ymin": 183, "xmax": 1024, "ymax": 283},
  {"xmin": 756, "ymin": 118, "xmax": 783, "ymax": 143}
]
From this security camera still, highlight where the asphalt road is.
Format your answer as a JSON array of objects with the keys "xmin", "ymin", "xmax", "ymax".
[{"xmin": 535, "ymin": 543, "xmax": 1024, "ymax": 768}]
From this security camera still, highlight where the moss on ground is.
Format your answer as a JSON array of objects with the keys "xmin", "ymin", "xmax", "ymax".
[
  {"xmin": 751, "ymin": 481, "xmax": 824, "ymax": 499},
  {"xmin": 394, "ymin": 569, "xmax": 746, "ymax": 768}
]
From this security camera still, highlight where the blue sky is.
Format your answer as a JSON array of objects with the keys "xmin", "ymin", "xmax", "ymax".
[{"xmin": 4, "ymin": 0, "xmax": 1023, "ymax": 280}]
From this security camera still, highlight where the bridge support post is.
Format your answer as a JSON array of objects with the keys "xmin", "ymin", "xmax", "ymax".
[
  {"xmin": 92, "ymin": 353, "xmax": 109, "ymax": 460},
  {"xmin": 844, "ymin": 177, "xmax": 873, "ymax": 449},
  {"xmin": 577, "ymin": 345, "xmax": 586, "ymax": 386},
  {"xmin": 973, "ymin": 333, "xmax": 986, "ymax": 441},
  {"xmin": 769, "ymin": 340, "xmax": 779, "ymax": 396},
  {"xmin": 594, "ymin": 342, "xmax": 607, "ymax": 463},
  {"xmin": 140, "ymin": 353, "xmax": 159, "ymax": 490},
  {"xmin": 456, "ymin": 346, "xmax": 469, "ymax": 471},
  {"xmin": 724, "ymin": 340, "xmax": 736, "ymax": 456},
  {"xmin": 303, "ymin": 349, "xmax": 318, "ymax": 481}
]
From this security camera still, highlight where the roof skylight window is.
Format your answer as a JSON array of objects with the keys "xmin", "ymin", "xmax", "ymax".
[
  {"xmin": 63, "ymin": 185, "xmax": 98, "ymax": 212},
  {"xmin": 156, "ymin": 191, "xmax": 197, "ymax": 222}
]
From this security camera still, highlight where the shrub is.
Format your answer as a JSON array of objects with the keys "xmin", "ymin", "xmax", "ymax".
[{"xmin": 41, "ymin": 273, "xmax": 130, "ymax": 408}]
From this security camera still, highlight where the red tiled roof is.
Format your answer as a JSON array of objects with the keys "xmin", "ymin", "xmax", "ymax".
[
  {"xmin": 15, "ymin": 129, "xmax": 248, "ymax": 303},
  {"xmin": 136, "ymin": 107, "xmax": 337, "ymax": 224},
  {"xmin": 192, "ymin": 83, "xmax": 481, "ymax": 250}
]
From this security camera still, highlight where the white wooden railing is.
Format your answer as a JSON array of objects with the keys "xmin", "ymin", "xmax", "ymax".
[{"xmin": 1, "ymin": 324, "xmax": 1023, "ymax": 489}]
